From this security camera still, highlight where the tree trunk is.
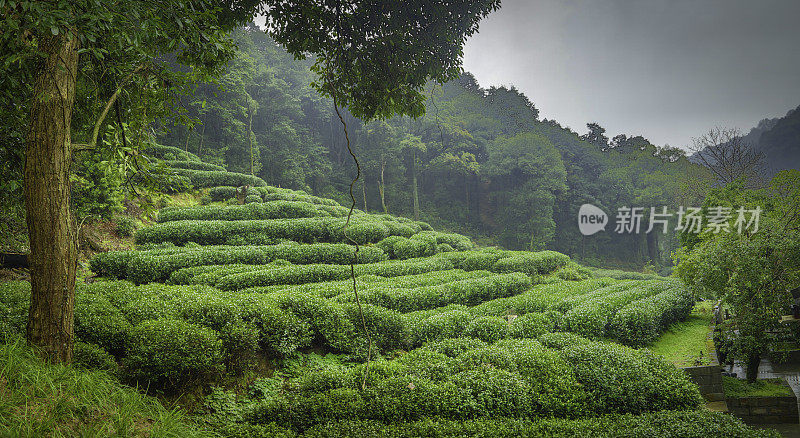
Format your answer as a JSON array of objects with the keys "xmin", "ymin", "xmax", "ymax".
[
  {"xmin": 362, "ymin": 178, "xmax": 368, "ymax": 212},
  {"xmin": 24, "ymin": 33, "xmax": 79, "ymax": 363},
  {"xmin": 379, "ymin": 160, "xmax": 388, "ymax": 213},
  {"xmin": 411, "ymin": 150, "xmax": 419, "ymax": 220},
  {"xmin": 746, "ymin": 352, "xmax": 761, "ymax": 383},
  {"xmin": 646, "ymin": 231, "xmax": 659, "ymax": 265},
  {"xmin": 248, "ymin": 106, "xmax": 254, "ymax": 175}
]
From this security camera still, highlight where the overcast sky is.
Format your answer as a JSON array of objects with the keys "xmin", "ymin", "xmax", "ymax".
[{"xmin": 462, "ymin": 0, "xmax": 800, "ymax": 149}]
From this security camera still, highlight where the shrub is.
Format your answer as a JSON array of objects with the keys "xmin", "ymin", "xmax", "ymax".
[
  {"xmin": 608, "ymin": 283, "xmax": 695, "ymax": 347},
  {"xmin": 72, "ymin": 341, "xmax": 118, "ymax": 375},
  {"xmin": 244, "ymin": 194, "xmax": 263, "ymax": 204},
  {"xmin": 171, "ymin": 168, "xmax": 267, "ymax": 188},
  {"xmin": 73, "ymin": 292, "xmax": 132, "ymax": 356},
  {"xmin": 135, "ymin": 217, "xmax": 399, "ymax": 246},
  {"xmin": 164, "ymin": 160, "xmax": 225, "ymax": 171},
  {"xmin": 115, "ymin": 216, "xmax": 137, "ymax": 237},
  {"xmin": 157, "ymin": 201, "xmax": 339, "ymax": 222},
  {"xmin": 548, "ymin": 335, "xmax": 704, "ymax": 414},
  {"xmin": 144, "ymin": 143, "xmax": 200, "ymax": 162},
  {"xmin": 124, "ymin": 319, "xmax": 224, "ymax": 387},
  {"xmin": 407, "ymin": 307, "xmax": 473, "ymax": 346},
  {"xmin": 508, "ymin": 312, "xmax": 554, "ymax": 339},
  {"xmin": 216, "ymin": 265, "xmax": 352, "ymax": 291},
  {"xmin": 238, "ymin": 295, "xmax": 313, "ymax": 356},
  {"xmin": 463, "ymin": 316, "xmax": 509, "ymax": 343},
  {"xmin": 341, "ymin": 303, "xmax": 409, "ymax": 353},
  {"xmin": 299, "ymin": 411, "xmax": 775, "ymax": 437},
  {"xmin": 431, "ymin": 232, "xmax": 473, "ymax": 251},
  {"xmin": 376, "ymin": 232, "xmax": 438, "ymax": 260},
  {"xmin": 336, "ymin": 273, "xmax": 530, "ymax": 313},
  {"xmin": 471, "ymin": 278, "xmax": 616, "ymax": 317},
  {"xmin": 0, "ymin": 281, "xmax": 30, "ymax": 340},
  {"xmin": 91, "ymin": 243, "xmax": 385, "ymax": 283},
  {"xmin": 562, "ymin": 280, "xmax": 671, "ymax": 339},
  {"xmin": 209, "ymin": 186, "xmax": 238, "ymax": 201},
  {"xmin": 492, "ymin": 251, "xmax": 570, "ymax": 276}
]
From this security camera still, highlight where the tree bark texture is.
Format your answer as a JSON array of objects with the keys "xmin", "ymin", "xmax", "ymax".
[{"xmin": 24, "ymin": 33, "xmax": 79, "ymax": 363}]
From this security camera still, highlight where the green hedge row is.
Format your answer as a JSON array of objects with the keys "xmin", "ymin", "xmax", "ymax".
[
  {"xmin": 243, "ymin": 269, "xmax": 492, "ymax": 298},
  {"xmin": 470, "ymin": 278, "xmax": 617, "ymax": 318},
  {"xmin": 144, "ymin": 143, "xmax": 200, "ymax": 162},
  {"xmin": 491, "ymin": 250, "xmax": 571, "ymax": 276},
  {"xmin": 333, "ymin": 272, "xmax": 532, "ymax": 313},
  {"xmin": 208, "ymin": 185, "xmax": 342, "ymax": 207},
  {"xmin": 214, "ymin": 256, "xmax": 457, "ymax": 291},
  {"xmin": 157, "ymin": 201, "xmax": 348, "ymax": 222},
  {"xmin": 135, "ymin": 217, "xmax": 418, "ymax": 246},
  {"xmin": 608, "ymin": 284, "xmax": 695, "ymax": 347},
  {"xmin": 216, "ymin": 265, "xmax": 352, "ymax": 291},
  {"xmin": 549, "ymin": 281, "xmax": 637, "ymax": 313},
  {"xmin": 242, "ymin": 337, "xmax": 702, "ymax": 430},
  {"xmin": 561, "ymin": 280, "xmax": 672, "ymax": 338},
  {"xmin": 90, "ymin": 243, "xmax": 386, "ymax": 283},
  {"xmin": 171, "ymin": 168, "xmax": 267, "ymax": 188},
  {"xmin": 293, "ymin": 410, "xmax": 773, "ymax": 437},
  {"xmin": 164, "ymin": 160, "xmax": 225, "ymax": 171},
  {"xmin": 539, "ymin": 332, "xmax": 704, "ymax": 415}
]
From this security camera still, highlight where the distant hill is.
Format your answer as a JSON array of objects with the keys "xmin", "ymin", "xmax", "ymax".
[
  {"xmin": 750, "ymin": 105, "xmax": 800, "ymax": 175},
  {"xmin": 692, "ymin": 105, "xmax": 800, "ymax": 177}
]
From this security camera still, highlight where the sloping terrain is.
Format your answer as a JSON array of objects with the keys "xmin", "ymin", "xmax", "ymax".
[{"xmin": 0, "ymin": 147, "xmax": 776, "ymax": 437}]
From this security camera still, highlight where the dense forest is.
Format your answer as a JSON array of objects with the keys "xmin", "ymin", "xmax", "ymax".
[
  {"xmin": 2, "ymin": 2, "xmax": 800, "ymax": 436},
  {"xmin": 152, "ymin": 25, "xmax": 709, "ymax": 270}
]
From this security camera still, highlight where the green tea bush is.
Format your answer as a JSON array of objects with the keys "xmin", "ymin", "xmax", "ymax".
[
  {"xmin": 73, "ymin": 292, "xmax": 132, "ymax": 356},
  {"xmin": 353, "ymin": 255, "xmax": 455, "ymax": 278},
  {"xmin": 164, "ymin": 160, "xmax": 225, "ymax": 171},
  {"xmin": 335, "ymin": 273, "xmax": 530, "ymax": 313},
  {"xmin": 376, "ymin": 232, "xmax": 438, "ymax": 259},
  {"xmin": 431, "ymin": 232, "xmax": 473, "ymax": 251},
  {"xmin": 135, "ymin": 217, "xmax": 397, "ymax": 246},
  {"xmin": 72, "ymin": 341, "xmax": 119, "ymax": 375},
  {"xmin": 209, "ymin": 186, "xmax": 238, "ymax": 201},
  {"xmin": 463, "ymin": 316, "xmax": 509, "ymax": 343},
  {"xmin": 0, "ymin": 281, "xmax": 30, "ymax": 340},
  {"xmin": 238, "ymin": 295, "xmax": 313, "ymax": 356},
  {"xmin": 553, "ymin": 262, "xmax": 592, "ymax": 281},
  {"xmin": 144, "ymin": 143, "xmax": 200, "ymax": 162},
  {"xmin": 408, "ymin": 307, "xmax": 473, "ymax": 345},
  {"xmin": 585, "ymin": 267, "xmax": 664, "ymax": 281},
  {"xmin": 608, "ymin": 284, "xmax": 695, "ymax": 347},
  {"xmin": 545, "ymin": 335, "xmax": 704, "ymax": 414},
  {"xmin": 550, "ymin": 280, "xmax": 636, "ymax": 313},
  {"xmin": 124, "ymin": 319, "xmax": 224, "ymax": 387},
  {"xmin": 340, "ymin": 303, "xmax": 409, "ymax": 353},
  {"xmin": 158, "ymin": 201, "xmax": 341, "ymax": 222},
  {"xmin": 114, "ymin": 215, "xmax": 137, "ymax": 237},
  {"xmin": 299, "ymin": 410, "xmax": 774, "ymax": 437},
  {"xmin": 492, "ymin": 251, "xmax": 570, "ymax": 276},
  {"xmin": 453, "ymin": 249, "xmax": 507, "ymax": 271},
  {"xmin": 264, "ymin": 292, "xmax": 355, "ymax": 352},
  {"xmin": 562, "ymin": 280, "xmax": 671, "ymax": 338},
  {"xmin": 508, "ymin": 312, "xmax": 554, "ymax": 339},
  {"xmin": 244, "ymin": 194, "xmax": 263, "ymax": 204},
  {"xmin": 91, "ymin": 243, "xmax": 385, "ymax": 283},
  {"xmin": 171, "ymin": 168, "xmax": 267, "ymax": 188},
  {"xmin": 471, "ymin": 278, "xmax": 616, "ymax": 317},
  {"xmin": 216, "ymin": 265, "xmax": 352, "ymax": 291}
]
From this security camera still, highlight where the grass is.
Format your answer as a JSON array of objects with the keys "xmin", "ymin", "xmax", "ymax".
[
  {"xmin": 722, "ymin": 376, "xmax": 795, "ymax": 398},
  {"xmin": 649, "ymin": 300, "xmax": 715, "ymax": 367},
  {"xmin": 0, "ymin": 339, "xmax": 210, "ymax": 438}
]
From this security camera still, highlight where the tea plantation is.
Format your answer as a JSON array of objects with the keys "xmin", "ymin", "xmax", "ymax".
[{"xmin": 0, "ymin": 154, "xmax": 776, "ymax": 437}]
